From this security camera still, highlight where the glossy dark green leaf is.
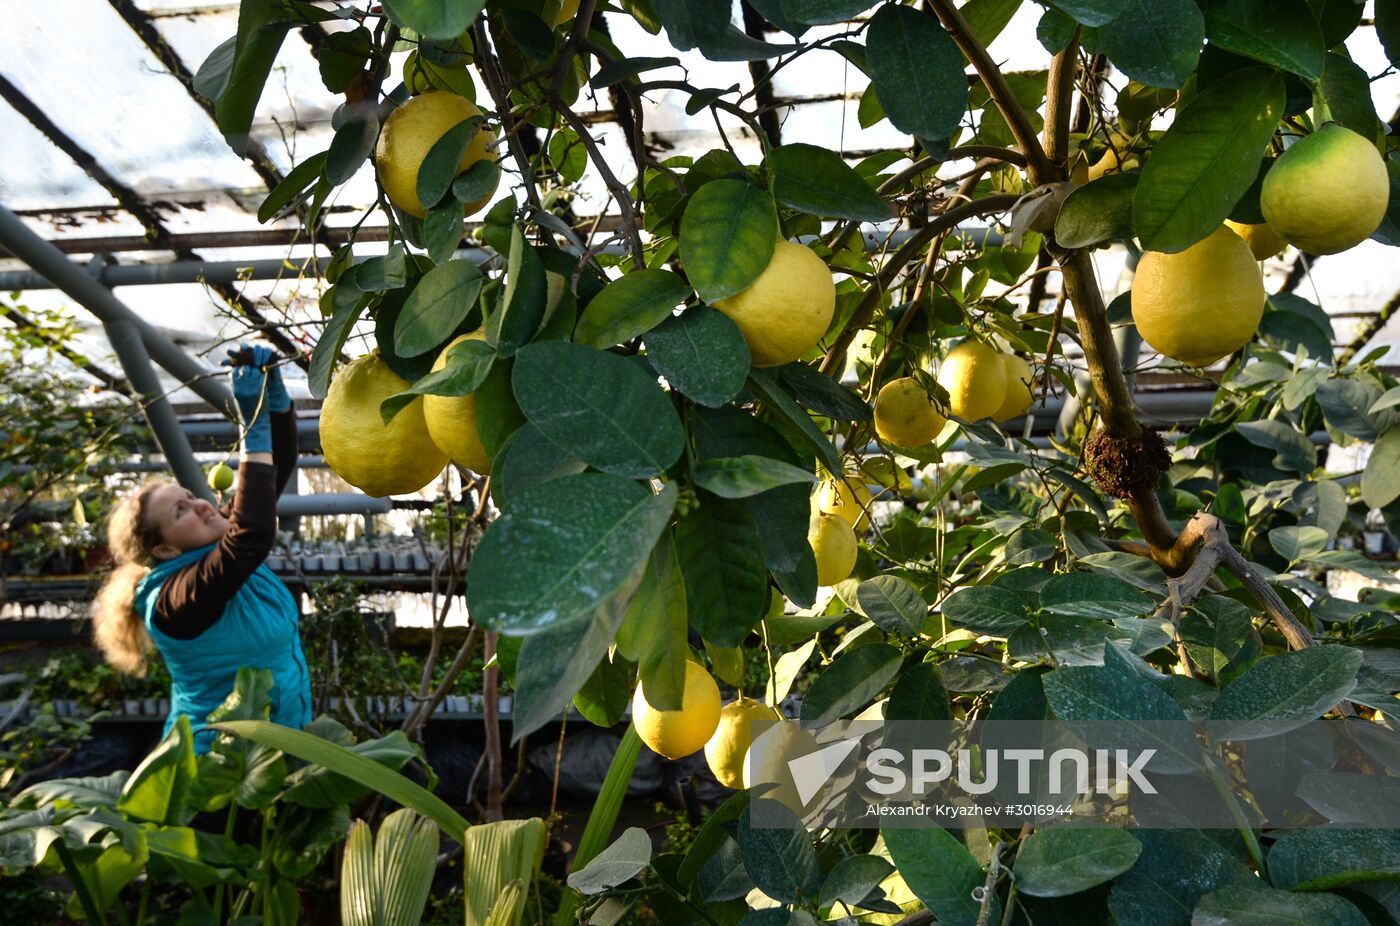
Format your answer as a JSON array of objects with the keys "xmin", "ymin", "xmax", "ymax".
[
  {"xmin": 962, "ymin": 0, "xmax": 1023, "ymax": 43},
  {"xmin": 575, "ymin": 269, "xmax": 691, "ymax": 349},
  {"xmin": 692, "ymin": 455, "xmax": 815, "ymax": 498},
  {"xmin": 351, "ymin": 243, "xmax": 406, "ymax": 292},
  {"xmin": 513, "ymin": 341, "xmax": 684, "ymax": 477},
  {"xmin": 1316, "ymin": 0, "xmax": 1366, "ymax": 47},
  {"xmin": 452, "ymin": 158, "xmax": 501, "ymax": 207},
  {"xmin": 818, "ymin": 854, "xmax": 896, "ymax": 909},
  {"xmin": 746, "ymin": 0, "xmax": 876, "ymax": 33},
  {"xmin": 466, "ymin": 474, "xmax": 676, "ymax": 634},
  {"xmin": 1235, "ymin": 418, "xmax": 1318, "ymax": 473},
  {"xmin": 1051, "ymin": 0, "xmax": 1123, "ymax": 26},
  {"xmin": 424, "ymin": 198, "xmax": 466, "ymax": 265},
  {"xmin": 568, "ymin": 827, "xmax": 652, "ymax": 893},
  {"xmin": 883, "ymin": 827, "xmax": 991, "ymax": 926},
  {"xmin": 674, "ymin": 492, "xmax": 770, "ymax": 647},
  {"xmin": 1009, "ymin": 616, "xmax": 1133, "ymax": 666},
  {"xmin": 381, "ymin": 0, "xmax": 485, "ymax": 39},
  {"xmin": 116, "ymin": 716, "xmax": 198, "ymax": 826},
  {"xmin": 1014, "ymin": 826, "xmax": 1141, "ymax": 897},
  {"xmin": 645, "ymin": 306, "xmax": 751, "ymax": 407},
  {"xmin": 773, "ymin": 363, "xmax": 873, "ymax": 422},
  {"xmin": 257, "ymin": 151, "xmax": 326, "ymax": 223},
  {"xmin": 1133, "ymin": 67, "xmax": 1284, "ymax": 251},
  {"xmin": 614, "ymin": 532, "xmax": 689, "ymax": 712},
  {"xmin": 768, "ymin": 143, "xmax": 890, "ymax": 221},
  {"xmin": 1194, "ymin": 879, "xmax": 1369, "ymax": 925},
  {"xmin": 680, "ymin": 180, "xmax": 778, "ymax": 302},
  {"xmin": 1210, "ymin": 645, "xmax": 1362, "ymax": 739},
  {"xmin": 1321, "ymin": 52, "xmax": 1382, "ymax": 140},
  {"xmin": 738, "ymin": 802, "xmax": 820, "ymax": 903},
  {"xmin": 866, "ymin": 5, "xmax": 968, "ymax": 140},
  {"xmin": 488, "ymin": 225, "xmax": 548, "ymax": 357},
  {"xmin": 1205, "ymin": 0, "xmax": 1325, "ymax": 79},
  {"xmin": 855, "ymin": 575, "xmax": 926, "ymax": 635},
  {"xmin": 800, "ymin": 643, "xmax": 903, "ymax": 728},
  {"xmin": 325, "ymin": 106, "xmax": 379, "ymax": 185},
  {"xmin": 1363, "ymin": 428, "xmax": 1400, "ymax": 509},
  {"xmin": 1379, "ymin": 0, "xmax": 1400, "ymax": 67},
  {"xmin": 1106, "ymin": 830, "xmax": 1253, "ymax": 926},
  {"xmin": 573, "ymin": 653, "xmax": 634, "ymax": 727},
  {"xmin": 697, "ymin": 835, "xmax": 753, "ymax": 902},
  {"xmin": 395, "ymin": 260, "xmax": 485, "ymax": 357},
  {"xmin": 746, "ymin": 368, "xmax": 841, "ymax": 476},
  {"xmin": 491, "ymin": 423, "xmax": 586, "ymax": 508},
  {"xmin": 280, "ymin": 731, "xmax": 417, "ymax": 808},
  {"xmin": 1268, "ymin": 525, "xmax": 1330, "ymax": 561},
  {"xmin": 1040, "ymin": 573, "xmax": 1151, "ymax": 620},
  {"xmin": 1054, "ymin": 172, "xmax": 1139, "ymax": 247},
  {"xmin": 1098, "ymin": 0, "xmax": 1204, "ymax": 88},
  {"xmin": 472, "ymin": 359, "xmax": 526, "ymax": 458},
  {"xmin": 678, "ymin": 790, "xmax": 751, "ymax": 886},
  {"xmin": 317, "ymin": 26, "xmax": 372, "ymax": 93},
  {"xmin": 883, "ymin": 661, "xmax": 952, "ymax": 722},
  {"xmin": 942, "ymin": 585, "xmax": 1033, "ymax": 635},
  {"xmin": 308, "ymin": 282, "xmax": 366, "ymax": 399},
  {"xmin": 209, "ymin": 1, "xmax": 296, "ymax": 154},
  {"xmin": 1269, "ymin": 828, "xmax": 1400, "ymax": 890},
  {"xmin": 590, "ymin": 56, "xmax": 682, "ymax": 88}
]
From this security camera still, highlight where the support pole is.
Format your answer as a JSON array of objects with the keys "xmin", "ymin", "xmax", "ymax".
[
  {"xmin": 0, "ymin": 204, "xmax": 236, "ymax": 418},
  {"xmin": 103, "ymin": 317, "xmax": 215, "ymax": 501}
]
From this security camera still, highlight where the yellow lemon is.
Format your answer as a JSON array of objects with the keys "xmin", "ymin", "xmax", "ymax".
[
  {"xmin": 423, "ymin": 331, "xmax": 492, "ymax": 474},
  {"xmin": 713, "ymin": 240, "xmax": 836, "ymax": 367},
  {"xmin": 375, "ymin": 91, "xmax": 498, "ymax": 218},
  {"xmin": 206, "ymin": 462, "xmax": 235, "ymax": 493},
  {"xmin": 1260, "ymin": 124, "xmax": 1389, "ymax": 255},
  {"xmin": 742, "ymin": 719, "xmax": 822, "ymax": 813},
  {"xmin": 1085, "ymin": 143, "xmax": 1138, "ymax": 182},
  {"xmin": 1225, "ymin": 220, "xmax": 1288, "ymax": 261},
  {"xmin": 704, "ymin": 697, "xmax": 781, "ymax": 789},
  {"xmin": 992, "ymin": 353, "xmax": 1034, "ymax": 423},
  {"xmin": 320, "ymin": 352, "xmax": 449, "ymax": 497},
  {"xmin": 937, "ymin": 341, "xmax": 1007, "ymax": 422},
  {"xmin": 816, "ymin": 474, "xmax": 875, "ymax": 532},
  {"xmin": 553, "ymin": 0, "xmax": 581, "ymax": 25},
  {"xmin": 632, "ymin": 659, "xmax": 722, "ymax": 760},
  {"xmin": 873, "ymin": 377, "xmax": 946, "ymax": 447},
  {"xmin": 809, "ymin": 513, "xmax": 858, "ymax": 587},
  {"xmin": 1132, "ymin": 226, "xmax": 1265, "ymax": 367}
]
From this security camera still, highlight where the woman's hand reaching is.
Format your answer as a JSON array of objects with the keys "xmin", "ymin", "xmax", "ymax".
[{"xmin": 223, "ymin": 345, "xmax": 278, "ymax": 454}]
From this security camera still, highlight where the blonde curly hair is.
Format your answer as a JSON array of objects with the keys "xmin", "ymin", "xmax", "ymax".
[{"xmin": 90, "ymin": 478, "xmax": 167, "ymax": 676}]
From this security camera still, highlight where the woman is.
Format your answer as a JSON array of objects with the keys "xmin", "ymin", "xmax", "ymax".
[{"xmin": 92, "ymin": 345, "xmax": 311, "ymax": 753}]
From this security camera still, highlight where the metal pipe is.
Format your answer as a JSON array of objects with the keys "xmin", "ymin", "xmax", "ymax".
[
  {"xmin": 0, "ymin": 204, "xmax": 237, "ymax": 417},
  {"xmin": 101, "ymin": 318, "xmax": 215, "ymax": 501},
  {"xmin": 274, "ymin": 493, "xmax": 392, "ymax": 516}
]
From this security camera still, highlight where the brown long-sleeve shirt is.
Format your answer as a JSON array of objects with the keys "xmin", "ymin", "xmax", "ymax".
[{"xmin": 152, "ymin": 406, "xmax": 298, "ymax": 640}]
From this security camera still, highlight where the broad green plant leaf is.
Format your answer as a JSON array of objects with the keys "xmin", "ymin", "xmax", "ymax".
[
  {"xmin": 774, "ymin": 362, "xmax": 873, "ymax": 421},
  {"xmin": 738, "ymin": 802, "xmax": 820, "ymax": 903},
  {"xmin": 258, "ymin": 151, "xmax": 327, "ymax": 223},
  {"xmin": 865, "ymin": 5, "xmax": 969, "ymax": 141},
  {"xmin": 746, "ymin": 368, "xmax": 841, "ymax": 476},
  {"xmin": 1235, "ymin": 418, "xmax": 1318, "ymax": 473},
  {"xmin": 1268, "ymin": 828, "xmax": 1400, "ymax": 890},
  {"xmin": 1193, "ymin": 879, "xmax": 1369, "ymax": 925},
  {"xmin": 697, "ymin": 836, "xmax": 754, "ymax": 902},
  {"xmin": 615, "ymin": 533, "xmax": 689, "ymax": 711},
  {"xmin": 467, "ymin": 474, "xmax": 676, "ymax": 634},
  {"xmin": 883, "ymin": 827, "xmax": 992, "ymax": 926},
  {"xmin": 1209, "ymin": 645, "xmax": 1362, "ymax": 739},
  {"xmin": 415, "ymin": 116, "xmax": 483, "ymax": 213},
  {"xmin": 1133, "ymin": 67, "xmax": 1285, "ymax": 251},
  {"xmin": 680, "ymin": 180, "xmax": 778, "ymax": 302},
  {"xmin": 208, "ymin": 0, "xmax": 296, "ymax": 153},
  {"xmin": 512, "ymin": 341, "xmax": 685, "ymax": 477},
  {"xmin": 381, "ymin": 0, "xmax": 485, "ymax": 39},
  {"xmin": 116, "ymin": 715, "xmax": 198, "ymax": 826},
  {"xmin": 567, "ymin": 827, "xmax": 652, "ymax": 893},
  {"xmin": 326, "ymin": 106, "xmax": 379, "ymax": 185},
  {"xmin": 281, "ymin": 731, "xmax": 419, "ymax": 808},
  {"xmin": 1097, "ymin": 0, "xmax": 1204, "ymax": 88},
  {"xmin": 883, "ymin": 661, "xmax": 952, "ymax": 722},
  {"xmin": 379, "ymin": 336, "xmax": 495, "ymax": 425},
  {"xmin": 1013, "ymin": 826, "xmax": 1141, "ymax": 897},
  {"xmin": 210, "ymin": 721, "xmax": 470, "ymax": 838},
  {"xmin": 554, "ymin": 733, "xmax": 641, "ymax": 925},
  {"xmin": 855, "ymin": 575, "xmax": 927, "ymax": 635},
  {"xmin": 395, "ymin": 260, "xmax": 486, "ymax": 357},
  {"xmin": 818, "ymin": 854, "xmax": 896, "ymax": 909},
  {"xmin": 1039, "ymin": 572, "xmax": 1151, "ymax": 620},
  {"xmin": 1052, "ymin": 0, "xmax": 1122, "ymax": 26},
  {"xmin": 645, "ymin": 306, "xmax": 750, "ymax": 407},
  {"xmin": 1363, "ymin": 427, "xmax": 1400, "ymax": 508},
  {"xmin": 1268, "ymin": 524, "xmax": 1330, "ymax": 561},
  {"xmin": 487, "ymin": 225, "xmax": 548, "ymax": 357},
  {"xmin": 191, "ymin": 667, "xmax": 286, "ymax": 812},
  {"xmin": 800, "ymin": 643, "xmax": 903, "ymax": 728},
  {"xmin": 941, "ymin": 585, "xmax": 1034, "ymax": 635},
  {"xmin": 1054, "ymin": 172, "xmax": 1138, "ymax": 247},
  {"xmin": 453, "ymin": 159, "xmax": 501, "ymax": 207},
  {"xmin": 1204, "ymin": 0, "xmax": 1325, "ymax": 79},
  {"xmin": 574, "ymin": 269, "xmax": 691, "ymax": 348},
  {"xmin": 492, "ymin": 424, "xmax": 586, "ymax": 508},
  {"xmin": 1106, "ymin": 829, "xmax": 1253, "ymax": 926},
  {"xmin": 573, "ymin": 652, "xmax": 633, "ymax": 726},
  {"xmin": 674, "ymin": 492, "xmax": 770, "ymax": 647},
  {"xmin": 768, "ymin": 143, "xmax": 890, "ymax": 221},
  {"xmin": 309, "ymin": 280, "xmax": 367, "ymax": 398},
  {"xmin": 691, "ymin": 455, "xmax": 815, "ymax": 498},
  {"xmin": 464, "ymin": 818, "xmax": 547, "ymax": 926},
  {"xmin": 962, "ymin": 0, "xmax": 1023, "ymax": 43}
]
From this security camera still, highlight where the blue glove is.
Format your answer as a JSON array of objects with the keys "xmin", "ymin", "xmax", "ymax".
[
  {"xmin": 224, "ymin": 346, "xmax": 273, "ymax": 454},
  {"xmin": 225, "ymin": 345, "xmax": 291, "ymax": 412}
]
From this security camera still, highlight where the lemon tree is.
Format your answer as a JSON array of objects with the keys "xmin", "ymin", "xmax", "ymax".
[{"xmin": 191, "ymin": 0, "xmax": 1400, "ymax": 923}]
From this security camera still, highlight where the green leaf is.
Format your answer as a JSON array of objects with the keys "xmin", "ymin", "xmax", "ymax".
[
  {"xmin": 317, "ymin": 26, "xmax": 372, "ymax": 93},
  {"xmin": 942, "ymin": 585, "xmax": 1034, "ymax": 635},
  {"xmin": 1235, "ymin": 418, "xmax": 1318, "ymax": 474},
  {"xmin": 1054, "ymin": 172, "xmax": 1139, "ymax": 247},
  {"xmin": 413, "ymin": 115, "xmax": 481, "ymax": 213},
  {"xmin": 1107, "ymin": 830, "xmax": 1254, "ymax": 926},
  {"xmin": 466, "ymin": 819, "xmax": 548, "ymax": 926},
  {"xmin": 352, "ymin": 243, "xmax": 407, "ymax": 293},
  {"xmin": 799, "ymin": 643, "xmax": 903, "ymax": 728},
  {"xmin": 678, "ymin": 790, "xmax": 751, "ymax": 887},
  {"xmin": 746, "ymin": 368, "xmax": 841, "ymax": 476},
  {"xmin": 768, "ymin": 144, "xmax": 890, "ymax": 221},
  {"xmin": 818, "ymin": 854, "xmax": 896, "ymax": 909},
  {"xmin": 116, "ymin": 716, "xmax": 197, "ymax": 826},
  {"xmin": 680, "ymin": 180, "xmax": 778, "ymax": 303},
  {"xmin": 675, "ymin": 492, "xmax": 770, "ymax": 647},
  {"xmin": 568, "ymin": 827, "xmax": 652, "ymax": 893},
  {"xmin": 737, "ymin": 802, "xmax": 820, "ymax": 904},
  {"xmin": 210, "ymin": 721, "xmax": 470, "ymax": 838},
  {"xmin": 379, "ymin": 336, "xmax": 494, "ymax": 425},
  {"xmin": 1210, "ymin": 645, "xmax": 1362, "ymax": 738},
  {"xmin": 492, "ymin": 424, "xmax": 585, "ymax": 508},
  {"xmin": 883, "ymin": 661, "xmax": 952, "ymax": 721},
  {"xmin": 774, "ymin": 363, "xmax": 873, "ymax": 422},
  {"xmin": 855, "ymin": 575, "xmax": 926, "ymax": 635},
  {"xmin": 1269, "ymin": 828, "xmax": 1400, "ymax": 890},
  {"xmin": 210, "ymin": 1, "xmax": 296, "ymax": 154},
  {"xmin": 308, "ymin": 289, "xmax": 364, "ymax": 400},
  {"xmin": 883, "ymin": 827, "xmax": 992, "ymax": 926},
  {"xmin": 1040, "ymin": 573, "xmax": 1151, "ymax": 620},
  {"xmin": 1009, "ymin": 616, "xmax": 1135, "ymax": 666},
  {"xmin": 1205, "ymin": 0, "xmax": 1326, "ymax": 79},
  {"xmin": 614, "ymin": 533, "xmax": 689, "ymax": 711},
  {"xmin": 512, "ymin": 341, "xmax": 684, "ymax": 478},
  {"xmin": 573, "ymin": 653, "xmax": 634, "ymax": 727},
  {"xmin": 1193, "ymin": 879, "xmax": 1369, "ymax": 925},
  {"xmin": 692, "ymin": 455, "xmax": 815, "ymax": 498},
  {"xmin": 282, "ymin": 731, "xmax": 418, "ymax": 808},
  {"xmin": 258, "ymin": 151, "xmax": 327, "ymax": 223},
  {"xmin": 450, "ymin": 159, "xmax": 500, "ymax": 209},
  {"xmin": 488, "ymin": 225, "xmax": 548, "ymax": 358},
  {"xmin": 865, "ymin": 5, "xmax": 969, "ymax": 140},
  {"xmin": 1321, "ymin": 51, "xmax": 1382, "ymax": 139},
  {"xmin": 1014, "ymin": 826, "xmax": 1141, "ymax": 897},
  {"xmin": 326, "ymin": 107, "xmax": 379, "ymax": 185},
  {"xmin": 1098, "ymin": 0, "xmax": 1204, "ymax": 88},
  {"xmin": 423, "ymin": 199, "xmax": 466, "ymax": 266},
  {"xmin": 381, "ymin": 0, "xmax": 485, "ymax": 39},
  {"xmin": 575, "ymin": 269, "xmax": 691, "ymax": 349},
  {"xmin": 190, "ymin": 667, "xmax": 287, "ymax": 812},
  {"xmin": 1268, "ymin": 524, "xmax": 1330, "ymax": 561},
  {"xmin": 395, "ymin": 260, "xmax": 485, "ymax": 357},
  {"xmin": 745, "ymin": 0, "xmax": 876, "ymax": 33},
  {"xmin": 474, "ymin": 358, "xmax": 528, "ymax": 458},
  {"xmin": 1133, "ymin": 67, "xmax": 1285, "ymax": 251},
  {"xmin": 467, "ymin": 474, "xmax": 676, "ymax": 633},
  {"xmin": 1363, "ymin": 428, "xmax": 1400, "ymax": 509},
  {"xmin": 590, "ymin": 56, "xmax": 682, "ymax": 88},
  {"xmin": 645, "ymin": 306, "xmax": 750, "ymax": 407},
  {"xmin": 1379, "ymin": 0, "xmax": 1400, "ymax": 67},
  {"xmin": 962, "ymin": 0, "xmax": 1023, "ymax": 43},
  {"xmin": 1304, "ymin": 548, "xmax": 1400, "ymax": 585}
]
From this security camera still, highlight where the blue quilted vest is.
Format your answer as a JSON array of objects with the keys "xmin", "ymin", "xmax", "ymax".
[{"xmin": 135, "ymin": 543, "xmax": 312, "ymax": 753}]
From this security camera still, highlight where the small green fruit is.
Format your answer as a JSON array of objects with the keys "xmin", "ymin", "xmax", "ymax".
[{"xmin": 207, "ymin": 462, "xmax": 235, "ymax": 493}]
